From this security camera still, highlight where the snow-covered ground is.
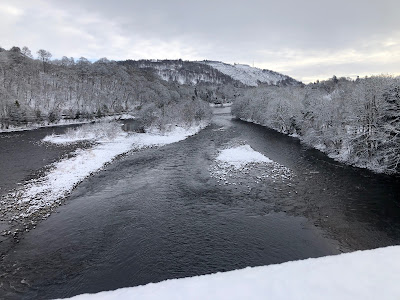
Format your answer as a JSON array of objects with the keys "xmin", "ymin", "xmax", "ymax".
[
  {"xmin": 210, "ymin": 144, "xmax": 293, "ymax": 187},
  {"xmin": 64, "ymin": 245, "xmax": 400, "ymax": 300},
  {"xmin": 7, "ymin": 122, "xmax": 208, "ymax": 220},
  {"xmin": 209, "ymin": 102, "xmax": 232, "ymax": 107},
  {"xmin": 0, "ymin": 114, "xmax": 135, "ymax": 134},
  {"xmin": 205, "ymin": 61, "xmax": 286, "ymax": 86},
  {"xmin": 42, "ymin": 122, "xmax": 123, "ymax": 144},
  {"xmin": 216, "ymin": 144, "xmax": 273, "ymax": 168}
]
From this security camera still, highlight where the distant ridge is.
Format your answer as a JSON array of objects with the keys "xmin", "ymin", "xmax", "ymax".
[
  {"xmin": 119, "ymin": 59, "xmax": 300, "ymax": 87},
  {"xmin": 203, "ymin": 61, "xmax": 299, "ymax": 86}
]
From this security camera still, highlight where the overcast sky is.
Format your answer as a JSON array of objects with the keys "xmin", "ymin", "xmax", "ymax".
[{"xmin": 1, "ymin": 0, "xmax": 399, "ymax": 82}]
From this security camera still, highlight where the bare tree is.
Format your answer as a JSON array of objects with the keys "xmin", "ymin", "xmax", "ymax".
[
  {"xmin": 21, "ymin": 46, "xmax": 33, "ymax": 58},
  {"xmin": 37, "ymin": 49, "xmax": 52, "ymax": 72}
]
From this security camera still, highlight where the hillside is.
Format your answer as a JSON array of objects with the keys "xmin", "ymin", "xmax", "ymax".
[
  {"xmin": 0, "ymin": 45, "xmax": 301, "ymax": 130},
  {"xmin": 204, "ymin": 61, "xmax": 299, "ymax": 87},
  {"xmin": 119, "ymin": 59, "xmax": 300, "ymax": 87},
  {"xmin": 0, "ymin": 48, "xmax": 211, "ymax": 130},
  {"xmin": 119, "ymin": 59, "xmax": 244, "ymax": 87}
]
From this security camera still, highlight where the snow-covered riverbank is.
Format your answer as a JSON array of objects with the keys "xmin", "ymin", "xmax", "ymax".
[
  {"xmin": 65, "ymin": 245, "xmax": 400, "ymax": 300},
  {"xmin": 20, "ymin": 122, "xmax": 207, "ymax": 216},
  {"xmin": 238, "ymin": 117, "xmax": 391, "ymax": 175},
  {"xmin": 1, "ymin": 121, "xmax": 208, "ymax": 235},
  {"xmin": 0, "ymin": 114, "xmax": 135, "ymax": 134}
]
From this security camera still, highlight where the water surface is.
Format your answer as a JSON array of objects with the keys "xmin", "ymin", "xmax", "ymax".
[{"xmin": 1, "ymin": 108, "xmax": 399, "ymax": 299}]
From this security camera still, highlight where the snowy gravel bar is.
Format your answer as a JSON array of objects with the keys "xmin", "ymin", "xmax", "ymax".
[
  {"xmin": 11, "ymin": 122, "xmax": 207, "ymax": 218},
  {"xmin": 64, "ymin": 246, "xmax": 400, "ymax": 300},
  {"xmin": 210, "ymin": 144, "xmax": 293, "ymax": 186},
  {"xmin": 216, "ymin": 144, "xmax": 272, "ymax": 168}
]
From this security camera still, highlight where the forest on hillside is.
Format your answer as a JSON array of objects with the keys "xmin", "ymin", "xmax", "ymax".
[
  {"xmin": 1, "ymin": 46, "xmax": 399, "ymax": 175},
  {"xmin": 232, "ymin": 75, "xmax": 400, "ymax": 174},
  {"xmin": 121, "ymin": 59, "xmax": 243, "ymax": 86},
  {"xmin": 0, "ymin": 47, "xmax": 211, "ymax": 130}
]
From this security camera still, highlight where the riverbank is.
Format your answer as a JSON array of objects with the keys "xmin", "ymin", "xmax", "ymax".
[
  {"xmin": 237, "ymin": 117, "xmax": 399, "ymax": 177},
  {"xmin": 0, "ymin": 121, "xmax": 208, "ymax": 255},
  {"xmin": 0, "ymin": 113, "xmax": 135, "ymax": 134}
]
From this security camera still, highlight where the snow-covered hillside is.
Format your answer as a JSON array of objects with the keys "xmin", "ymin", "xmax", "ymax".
[
  {"xmin": 205, "ymin": 61, "xmax": 297, "ymax": 87},
  {"xmin": 120, "ymin": 59, "xmax": 300, "ymax": 87},
  {"xmin": 121, "ymin": 59, "xmax": 241, "ymax": 86}
]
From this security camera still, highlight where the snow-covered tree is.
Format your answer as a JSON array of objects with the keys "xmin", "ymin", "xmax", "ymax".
[{"xmin": 232, "ymin": 75, "xmax": 400, "ymax": 174}]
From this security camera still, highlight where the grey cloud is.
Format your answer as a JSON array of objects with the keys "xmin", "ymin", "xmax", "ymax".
[{"xmin": 53, "ymin": 0, "xmax": 400, "ymax": 49}]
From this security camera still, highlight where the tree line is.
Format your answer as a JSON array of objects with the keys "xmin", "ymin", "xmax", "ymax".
[
  {"xmin": 0, "ymin": 46, "xmax": 211, "ymax": 130},
  {"xmin": 232, "ymin": 75, "xmax": 400, "ymax": 175}
]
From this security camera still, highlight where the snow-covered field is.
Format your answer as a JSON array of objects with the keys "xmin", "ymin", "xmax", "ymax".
[
  {"xmin": 65, "ymin": 245, "xmax": 400, "ymax": 300},
  {"xmin": 205, "ymin": 61, "xmax": 286, "ymax": 86},
  {"xmin": 5, "ymin": 121, "xmax": 208, "ymax": 221},
  {"xmin": 210, "ymin": 144, "xmax": 293, "ymax": 187}
]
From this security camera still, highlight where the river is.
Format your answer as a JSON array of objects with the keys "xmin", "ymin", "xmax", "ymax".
[
  {"xmin": 0, "ymin": 107, "xmax": 399, "ymax": 299},
  {"xmin": 0, "ymin": 125, "xmax": 88, "ymax": 199}
]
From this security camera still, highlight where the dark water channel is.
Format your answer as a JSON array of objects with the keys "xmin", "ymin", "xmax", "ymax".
[
  {"xmin": 0, "ymin": 125, "xmax": 85, "ymax": 198},
  {"xmin": 1, "ymin": 108, "xmax": 399, "ymax": 299}
]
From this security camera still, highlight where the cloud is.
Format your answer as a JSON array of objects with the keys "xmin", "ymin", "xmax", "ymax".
[
  {"xmin": 0, "ymin": 3, "xmax": 23, "ymax": 16},
  {"xmin": 1, "ymin": 0, "xmax": 399, "ymax": 82},
  {"xmin": 253, "ymin": 33, "xmax": 400, "ymax": 82}
]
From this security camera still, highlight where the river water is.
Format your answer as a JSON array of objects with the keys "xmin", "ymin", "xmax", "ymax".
[
  {"xmin": 0, "ymin": 108, "xmax": 399, "ymax": 299},
  {"xmin": 0, "ymin": 125, "xmax": 86, "ymax": 198}
]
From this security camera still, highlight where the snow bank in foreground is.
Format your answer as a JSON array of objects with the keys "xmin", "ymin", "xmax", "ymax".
[
  {"xmin": 65, "ymin": 246, "xmax": 400, "ymax": 300},
  {"xmin": 216, "ymin": 145, "xmax": 272, "ymax": 168},
  {"xmin": 12, "ymin": 122, "xmax": 207, "ymax": 218}
]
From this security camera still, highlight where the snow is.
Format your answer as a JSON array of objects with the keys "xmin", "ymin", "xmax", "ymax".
[
  {"xmin": 117, "ymin": 114, "xmax": 135, "ymax": 120},
  {"xmin": 289, "ymin": 133, "xmax": 300, "ymax": 138},
  {"xmin": 205, "ymin": 61, "xmax": 286, "ymax": 87},
  {"xmin": 0, "ymin": 114, "xmax": 134, "ymax": 133},
  {"xmin": 42, "ymin": 122, "xmax": 123, "ymax": 144},
  {"xmin": 64, "ymin": 246, "xmax": 400, "ymax": 300},
  {"xmin": 209, "ymin": 102, "xmax": 232, "ymax": 107},
  {"xmin": 216, "ymin": 144, "xmax": 272, "ymax": 168},
  {"xmin": 210, "ymin": 144, "xmax": 293, "ymax": 187},
  {"xmin": 10, "ymin": 122, "xmax": 207, "ymax": 218}
]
